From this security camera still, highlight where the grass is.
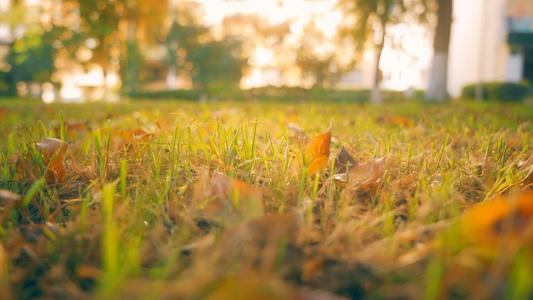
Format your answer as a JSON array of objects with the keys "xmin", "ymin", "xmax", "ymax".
[{"xmin": 0, "ymin": 98, "xmax": 533, "ymax": 299}]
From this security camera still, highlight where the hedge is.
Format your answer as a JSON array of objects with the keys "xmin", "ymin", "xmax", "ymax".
[
  {"xmin": 130, "ymin": 86, "xmax": 421, "ymax": 103},
  {"xmin": 461, "ymin": 82, "xmax": 531, "ymax": 102}
]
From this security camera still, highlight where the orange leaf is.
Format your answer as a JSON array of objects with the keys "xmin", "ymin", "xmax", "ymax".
[
  {"xmin": 55, "ymin": 121, "xmax": 88, "ymax": 140},
  {"xmin": 0, "ymin": 242, "xmax": 11, "ymax": 300},
  {"xmin": 115, "ymin": 128, "xmax": 152, "ymax": 142},
  {"xmin": 461, "ymin": 193, "xmax": 533, "ymax": 248},
  {"xmin": 377, "ymin": 112, "xmax": 414, "ymax": 127},
  {"xmin": 202, "ymin": 172, "xmax": 264, "ymax": 222},
  {"xmin": 36, "ymin": 138, "xmax": 69, "ymax": 183},
  {"xmin": 305, "ymin": 121, "xmax": 332, "ymax": 174},
  {"xmin": 301, "ymin": 257, "xmax": 326, "ymax": 282}
]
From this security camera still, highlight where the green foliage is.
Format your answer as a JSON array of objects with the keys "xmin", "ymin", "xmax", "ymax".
[
  {"xmin": 0, "ymin": 71, "xmax": 16, "ymax": 97},
  {"xmin": 129, "ymin": 89, "xmax": 202, "ymax": 100},
  {"xmin": 461, "ymin": 82, "xmax": 531, "ymax": 102},
  {"xmin": 7, "ymin": 29, "xmax": 56, "ymax": 83},
  {"xmin": 188, "ymin": 38, "xmax": 246, "ymax": 90}
]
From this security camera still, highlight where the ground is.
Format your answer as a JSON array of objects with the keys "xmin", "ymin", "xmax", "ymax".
[{"xmin": 0, "ymin": 98, "xmax": 533, "ymax": 299}]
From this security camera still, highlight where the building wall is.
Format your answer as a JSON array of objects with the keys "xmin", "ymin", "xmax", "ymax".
[{"xmin": 448, "ymin": 0, "xmax": 509, "ymax": 96}]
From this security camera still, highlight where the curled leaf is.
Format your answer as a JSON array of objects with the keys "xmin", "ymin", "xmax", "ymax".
[
  {"xmin": 36, "ymin": 137, "xmax": 69, "ymax": 183},
  {"xmin": 334, "ymin": 155, "xmax": 388, "ymax": 190}
]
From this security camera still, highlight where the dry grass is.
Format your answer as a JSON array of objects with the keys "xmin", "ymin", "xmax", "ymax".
[{"xmin": 0, "ymin": 99, "xmax": 533, "ymax": 299}]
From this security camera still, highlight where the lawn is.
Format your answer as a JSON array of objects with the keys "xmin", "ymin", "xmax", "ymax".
[{"xmin": 1, "ymin": 98, "xmax": 533, "ymax": 299}]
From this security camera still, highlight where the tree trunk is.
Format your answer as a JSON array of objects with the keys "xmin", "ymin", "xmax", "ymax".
[
  {"xmin": 370, "ymin": 21, "xmax": 387, "ymax": 105},
  {"xmin": 370, "ymin": 41, "xmax": 385, "ymax": 104},
  {"xmin": 425, "ymin": 0, "xmax": 453, "ymax": 102}
]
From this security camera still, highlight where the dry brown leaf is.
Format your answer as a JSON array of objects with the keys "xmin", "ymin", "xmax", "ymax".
[
  {"xmin": 202, "ymin": 275, "xmax": 300, "ymax": 300},
  {"xmin": 305, "ymin": 121, "xmax": 332, "ymax": 174},
  {"xmin": 36, "ymin": 137, "xmax": 69, "ymax": 183},
  {"xmin": 0, "ymin": 189, "xmax": 22, "ymax": 204},
  {"xmin": 200, "ymin": 172, "xmax": 264, "ymax": 223},
  {"xmin": 56, "ymin": 121, "xmax": 88, "ymax": 140},
  {"xmin": 75, "ymin": 265, "xmax": 103, "ymax": 280},
  {"xmin": 0, "ymin": 108, "xmax": 7, "ymax": 120},
  {"xmin": 334, "ymin": 155, "xmax": 388, "ymax": 190},
  {"xmin": 334, "ymin": 146, "xmax": 356, "ymax": 174}
]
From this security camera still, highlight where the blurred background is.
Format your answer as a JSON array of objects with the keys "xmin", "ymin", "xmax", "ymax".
[{"xmin": 0, "ymin": 0, "xmax": 531, "ymax": 103}]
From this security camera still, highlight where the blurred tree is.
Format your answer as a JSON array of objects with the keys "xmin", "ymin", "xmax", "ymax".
[
  {"xmin": 337, "ymin": 0, "xmax": 405, "ymax": 103},
  {"xmin": 188, "ymin": 38, "xmax": 246, "ymax": 93},
  {"xmin": 337, "ymin": 0, "xmax": 434, "ymax": 103},
  {"xmin": 77, "ymin": 0, "xmax": 169, "ymax": 95},
  {"xmin": 425, "ymin": 0, "xmax": 452, "ymax": 102},
  {"xmin": 221, "ymin": 14, "xmax": 291, "ymax": 86},
  {"xmin": 296, "ymin": 22, "xmax": 336, "ymax": 88},
  {"xmin": 164, "ymin": 5, "xmax": 246, "ymax": 99},
  {"xmin": 7, "ymin": 29, "xmax": 55, "ymax": 85},
  {"xmin": 165, "ymin": 18, "xmax": 209, "ymax": 89},
  {"xmin": 3, "ymin": 1, "xmax": 83, "ymax": 95}
]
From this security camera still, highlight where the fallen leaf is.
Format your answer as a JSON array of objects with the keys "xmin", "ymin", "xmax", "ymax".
[
  {"xmin": 112, "ymin": 128, "xmax": 154, "ymax": 152},
  {"xmin": 460, "ymin": 193, "xmax": 533, "ymax": 249},
  {"xmin": 377, "ymin": 113, "xmax": 414, "ymax": 127},
  {"xmin": 286, "ymin": 122, "xmax": 305, "ymax": 143},
  {"xmin": 75, "ymin": 265, "xmax": 103, "ymax": 280},
  {"xmin": 115, "ymin": 128, "xmax": 152, "ymax": 143},
  {"xmin": 301, "ymin": 257, "xmax": 326, "ymax": 282},
  {"xmin": 200, "ymin": 172, "xmax": 264, "ymax": 223},
  {"xmin": 205, "ymin": 274, "xmax": 344, "ymax": 300},
  {"xmin": 55, "ymin": 121, "xmax": 88, "ymax": 140},
  {"xmin": 334, "ymin": 146, "xmax": 356, "ymax": 174},
  {"xmin": 0, "ymin": 189, "xmax": 22, "ymax": 204},
  {"xmin": 334, "ymin": 155, "xmax": 388, "ymax": 189},
  {"xmin": 36, "ymin": 137, "xmax": 69, "ymax": 183},
  {"xmin": 215, "ymin": 214, "xmax": 301, "ymax": 272},
  {"xmin": 305, "ymin": 121, "xmax": 332, "ymax": 174},
  {"xmin": 0, "ymin": 242, "xmax": 11, "ymax": 300},
  {"xmin": 5, "ymin": 154, "xmax": 29, "ymax": 180},
  {"xmin": 0, "ymin": 108, "xmax": 6, "ymax": 120}
]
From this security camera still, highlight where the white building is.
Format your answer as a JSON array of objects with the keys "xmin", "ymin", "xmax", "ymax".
[
  {"xmin": 339, "ymin": 0, "xmax": 533, "ymax": 97},
  {"xmin": 448, "ymin": 0, "xmax": 533, "ymax": 96}
]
